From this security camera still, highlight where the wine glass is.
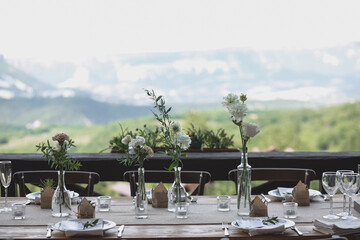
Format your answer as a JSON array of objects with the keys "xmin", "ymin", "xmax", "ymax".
[
  {"xmin": 336, "ymin": 170, "xmax": 354, "ymax": 217},
  {"xmin": 341, "ymin": 172, "xmax": 360, "ymax": 219},
  {"xmin": 322, "ymin": 172, "xmax": 340, "ymax": 219},
  {"xmin": 0, "ymin": 161, "xmax": 12, "ymax": 212}
]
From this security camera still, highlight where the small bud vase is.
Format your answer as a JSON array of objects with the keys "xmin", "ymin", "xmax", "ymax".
[
  {"xmin": 135, "ymin": 167, "xmax": 148, "ymax": 219},
  {"xmin": 168, "ymin": 167, "xmax": 187, "ymax": 212},
  {"xmin": 52, "ymin": 170, "xmax": 71, "ymax": 217},
  {"xmin": 237, "ymin": 152, "xmax": 252, "ymax": 216}
]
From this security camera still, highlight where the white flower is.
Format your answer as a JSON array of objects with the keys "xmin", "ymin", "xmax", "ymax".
[
  {"xmin": 63, "ymin": 140, "xmax": 69, "ymax": 151},
  {"xmin": 135, "ymin": 136, "xmax": 145, "ymax": 145},
  {"xmin": 53, "ymin": 141, "xmax": 61, "ymax": 152},
  {"xmin": 141, "ymin": 145, "xmax": 154, "ymax": 157},
  {"xmin": 173, "ymin": 132, "xmax": 191, "ymax": 150},
  {"xmin": 242, "ymin": 122, "xmax": 260, "ymax": 138},
  {"xmin": 129, "ymin": 136, "xmax": 146, "ymax": 148},
  {"xmin": 170, "ymin": 122, "xmax": 182, "ymax": 133},
  {"xmin": 228, "ymin": 102, "xmax": 247, "ymax": 123},
  {"xmin": 222, "ymin": 93, "xmax": 240, "ymax": 107},
  {"xmin": 121, "ymin": 135, "xmax": 132, "ymax": 145}
]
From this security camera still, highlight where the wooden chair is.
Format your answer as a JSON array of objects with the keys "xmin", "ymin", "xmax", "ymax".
[
  {"xmin": 123, "ymin": 170, "xmax": 211, "ymax": 196},
  {"xmin": 13, "ymin": 170, "xmax": 100, "ymax": 197},
  {"xmin": 228, "ymin": 168, "xmax": 317, "ymax": 194}
]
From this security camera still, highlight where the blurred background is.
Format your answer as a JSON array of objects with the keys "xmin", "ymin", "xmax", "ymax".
[{"xmin": 0, "ymin": 0, "xmax": 359, "ymax": 195}]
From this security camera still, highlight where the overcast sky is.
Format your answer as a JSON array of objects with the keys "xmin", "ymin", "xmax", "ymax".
[{"xmin": 1, "ymin": 0, "xmax": 360, "ymax": 63}]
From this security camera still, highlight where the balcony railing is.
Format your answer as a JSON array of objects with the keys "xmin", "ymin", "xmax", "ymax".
[{"xmin": 1, "ymin": 152, "xmax": 359, "ymax": 196}]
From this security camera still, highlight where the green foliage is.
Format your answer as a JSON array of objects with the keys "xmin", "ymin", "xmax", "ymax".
[
  {"xmin": 1, "ymin": 101, "xmax": 360, "ymax": 154},
  {"xmin": 205, "ymin": 128, "xmax": 234, "ymax": 149},
  {"xmin": 145, "ymin": 89, "xmax": 187, "ymax": 170},
  {"xmin": 134, "ymin": 125, "xmax": 163, "ymax": 149},
  {"xmin": 100, "ymin": 123, "xmax": 131, "ymax": 153},
  {"xmin": 262, "ymin": 217, "xmax": 279, "ymax": 225},
  {"xmin": 186, "ymin": 123, "xmax": 207, "ymax": 149},
  {"xmin": 36, "ymin": 137, "xmax": 81, "ymax": 171},
  {"xmin": 0, "ymin": 137, "xmax": 8, "ymax": 145},
  {"xmin": 39, "ymin": 178, "xmax": 56, "ymax": 190},
  {"xmin": 83, "ymin": 219, "xmax": 99, "ymax": 229}
]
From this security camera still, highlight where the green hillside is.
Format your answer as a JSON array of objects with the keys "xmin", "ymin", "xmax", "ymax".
[
  {"xmin": 0, "ymin": 101, "xmax": 359, "ymax": 153},
  {"xmin": 0, "ymin": 97, "xmax": 151, "ymax": 126}
]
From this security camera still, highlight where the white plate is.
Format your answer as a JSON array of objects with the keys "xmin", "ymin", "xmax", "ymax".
[
  {"xmin": 231, "ymin": 217, "xmax": 295, "ymax": 231},
  {"xmin": 26, "ymin": 191, "xmax": 79, "ymax": 200},
  {"xmin": 53, "ymin": 219, "xmax": 116, "ymax": 232},
  {"xmin": 268, "ymin": 188, "xmax": 321, "ymax": 200}
]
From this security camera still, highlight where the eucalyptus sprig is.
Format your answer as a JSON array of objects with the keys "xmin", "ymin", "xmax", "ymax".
[
  {"xmin": 145, "ymin": 89, "xmax": 191, "ymax": 171},
  {"xmin": 83, "ymin": 219, "xmax": 99, "ymax": 229},
  {"xmin": 262, "ymin": 216, "xmax": 279, "ymax": 225}
]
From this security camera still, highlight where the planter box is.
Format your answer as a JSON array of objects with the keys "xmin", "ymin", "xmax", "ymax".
[{"xmin": 111, "ymin": 148, "xmax": 239, "ymax": 153}]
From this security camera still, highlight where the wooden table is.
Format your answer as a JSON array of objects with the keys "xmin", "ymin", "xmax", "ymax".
[{"xmin": 0, "ymin": 195, "xmax": 359, "ymax": 239}]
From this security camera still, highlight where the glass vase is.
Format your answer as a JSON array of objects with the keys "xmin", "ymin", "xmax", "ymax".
[
  {"xmin": 52, "ymin": 170, "xmax": 71, "ymax": 217},
  {"xmin": 168, "ymin": 166, "xmax": 187, "ymax": 212},
  {"xmin": 135, "ymin": 167, "xmax": 148, "ymax": 219},
  {"xmin": 237, "ymin": 152, "xmax": 252, "ymax": 216}
]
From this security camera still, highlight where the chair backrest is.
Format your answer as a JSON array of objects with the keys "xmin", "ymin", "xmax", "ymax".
[
  {"xmin": 13, "ymin": 170, "xmax": 100, "ymax": 197},
  {"xmin": 123, "ymin": 170, "xmax": 211, "ymax": 196},
  {"xmin": 228, "ymin": 168, "xmax": 316, "ymax": 194}
]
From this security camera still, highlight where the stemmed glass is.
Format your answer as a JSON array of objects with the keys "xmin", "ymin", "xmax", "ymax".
[
  {"xmin": 322, "ymin": 172, "xmax": 340, "ymax": 219},
  {"xmin": 341, "ymin": 172, "xmax": 360, "ymax": 220},
  {"xmin": 336, "ymin": 170, "xmax": 354, "ymax": 217},
  {"xmin": 0, "ymin": 161, "xmax": 12, "ymax": 212}
]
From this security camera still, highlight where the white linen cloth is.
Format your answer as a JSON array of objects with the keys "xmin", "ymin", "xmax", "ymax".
[
  {"xmin": 314, "ymin": 219, "xmax": 360, "ymax": 235},
  {"xmin": 57, "ymin": 218, "xmax": 104, "ymax": 237},
  {"xmin": 236, "ymin": 218, "xmax": 286, "ymax": 236}
]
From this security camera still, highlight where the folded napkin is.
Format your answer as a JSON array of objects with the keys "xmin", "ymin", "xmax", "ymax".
[
  {"xmin": 58, "ymin": 218, "xmax": 103, "ymax": 237},
  {"xmin": 314, "ymin": 219, "xmax": 360, "ymax": 235},
  {"xmin": 237, "ymin": 218, "xmax": 285, "ymax": 236}
]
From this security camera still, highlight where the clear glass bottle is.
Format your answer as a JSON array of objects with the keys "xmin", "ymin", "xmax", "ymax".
[
  {"xmin": 237, "ymin": 152, "xmax": 252, "ymax": 216},
  {"xmin": 135, "ymin": 167, "xmax": 148, "ymax": 219},
  {"xmin": 52, "ymin": 170, "xmax": 71, "ymax": 217},
  {"xmin": 168, "ymin": 167, "xmax": 187, "ymax": 212}
]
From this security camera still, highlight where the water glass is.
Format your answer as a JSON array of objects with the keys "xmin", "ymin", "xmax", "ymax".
[
  {"xmin": 97, "ymin": 196, "xmax": 111, "ymax": 212},
  {"xmin": 336, "ymin": 170, "xmax": 354, "ymax": 217},
  {"xmin": 0, "ymin": 161, "xmax": 12, "ymax": 212},
  {"xmin": 341, "ymin": 172, "xmax": 360, "ymax": 219},
  {"xmin": 12, "ymin": 203, "xmax": 26, "ymax": 220},
  {"xmin": 322, "ymin": 172, "xmax": 340, "ymax": 219},
  {"xmin": 283, "ymin": 202, "xmax": 298, "ymax": 218},
  {"xmin": 217, "ymin": 195, "xmax": 231, "ymax": 211},
  {"xmin": 175, "ymin": 202, "xmax": 189, "ymax": 219}
]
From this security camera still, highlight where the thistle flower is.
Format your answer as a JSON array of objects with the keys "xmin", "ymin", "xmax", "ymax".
[{"xmin": 52, "ymin": 133, "xmax": 70, "ymax": 142}]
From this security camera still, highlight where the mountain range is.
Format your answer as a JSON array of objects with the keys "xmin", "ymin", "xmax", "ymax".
[{"xmin": 1, "ymin": 44, "xmax": 360, "ymax": 127}]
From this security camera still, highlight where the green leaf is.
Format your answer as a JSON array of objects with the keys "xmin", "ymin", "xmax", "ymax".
[
  {"xmin": 262, "ymin": 217, "xmax": 279, "ymax": 225},
  {"xmin": 167, "ymin": 161, "xmax": 176, "ymax": 171},
  {"xmin": 83, "ymin": 219, "xmax": 99, "ymax": 229}
]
